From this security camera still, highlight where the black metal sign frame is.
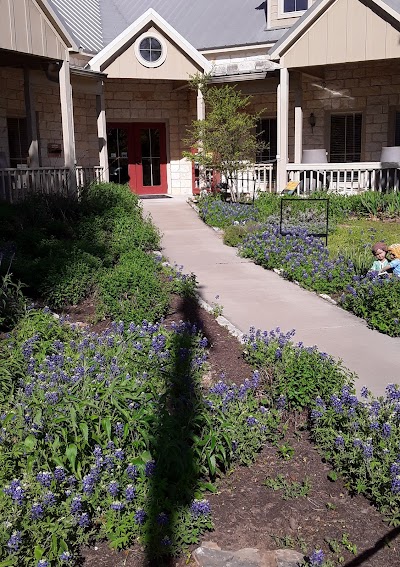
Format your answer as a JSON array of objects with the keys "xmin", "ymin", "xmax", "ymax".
[{"xmin": 280, "ymin": 198, "xmax": 330, "ymax": 246}]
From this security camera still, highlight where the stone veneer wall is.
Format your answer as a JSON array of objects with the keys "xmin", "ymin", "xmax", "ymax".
[
  {"xmin": 0, "ymin": 67, "xmax": 99, "ymax": 168},
  {"xmin": 105, "ymin": 79, "xmax": 194, "ymax": 195}
]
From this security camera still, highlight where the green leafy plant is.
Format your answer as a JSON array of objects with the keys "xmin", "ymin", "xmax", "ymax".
[
  {"xmin": 264, "ymin": 474, "xmax": 311, "ymax": 499},
  {"xmin": 184, "ymin": 78, "xmax": 265, "ymax": 202}
]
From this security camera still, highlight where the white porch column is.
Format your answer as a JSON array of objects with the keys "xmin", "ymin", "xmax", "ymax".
[
  {"xmin": 23, "ymin": 68, "xmax": 39, "ymax": 168},
  {"xmin": 59, "ymin": 58, "xmax": 77, "ymax": 194},
  {"xmin": 277, "ymin": 67, "xmax": 289, "ymax": 192},
  {"xmin": 96, "ymin": 82, "xmax": 109, "ymax": 182},
  {"xmin": 294, "ymin": 73, "xmax": 303, "ymax": 164},
  {"xmin": 197, "ymin": 88, "xmax": 205, "ymax": 121}
]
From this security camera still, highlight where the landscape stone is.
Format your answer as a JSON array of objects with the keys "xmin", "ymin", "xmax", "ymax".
[{"xmin": 275, "ymin": 549, "xmax": 305, "ymax": 567}]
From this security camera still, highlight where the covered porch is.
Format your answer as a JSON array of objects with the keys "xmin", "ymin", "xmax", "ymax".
[
  {"xmin": 269, "ymin": 0, "xmax": 400, "ymax": 194},
  {"xmin": 0, "ymin": 0, "xmax": 107, "ymax": 201}
]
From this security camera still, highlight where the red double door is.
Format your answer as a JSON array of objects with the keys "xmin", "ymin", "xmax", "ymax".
[{"xmin": 107, "ymin": 123, "xmax": 167, "ymax": 194}]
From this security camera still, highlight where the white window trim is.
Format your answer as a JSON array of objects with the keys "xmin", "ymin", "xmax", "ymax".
[
  {"xmin": 278, "ymin": 0, "xmax": 310, "ymax": 20},
  {"xmin": 134, "ymin": 31, "xmax": 167, "ymax": 68}
]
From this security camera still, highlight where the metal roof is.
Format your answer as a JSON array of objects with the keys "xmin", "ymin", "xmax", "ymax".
[
  {"xmin": 48, "ymin": 0, "xmax": 288, "ymax": 54},
  {"xmin": 48, "ymin": 0, "xmax": 103, "ymax": 53}
]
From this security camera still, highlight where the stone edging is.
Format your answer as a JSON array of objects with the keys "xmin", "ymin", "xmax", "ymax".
[{"xmin": 193, "ymin": 541, "xmax": 304, "ymax": 567}]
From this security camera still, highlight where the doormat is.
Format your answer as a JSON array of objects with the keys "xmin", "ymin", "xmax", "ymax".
[{"xmin": 139, "ymin": 194, "xmax": 172, "ymax": 199}]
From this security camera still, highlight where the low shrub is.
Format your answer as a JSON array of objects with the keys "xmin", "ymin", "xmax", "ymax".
[
  {"xmin": 0, "ymin": 310, "xmax": 281, "ymax": 564},
  {"xmin": 340, "ymin": 274, "xmax": 400, "ymax": 337},
  {"xmin": 243, "ymin": 328, "xmax": 353, "ymax": 412},
  {"xmin": 96, "ymin": 249, "xmax": 170, "ymax": 324},
  {"xmin": 223, "ymin": 224, "xmax": 249, "ymax": 247},
  {"xmin": 311, "ymin": 384, "xmax": 400, "ymax": 525}
]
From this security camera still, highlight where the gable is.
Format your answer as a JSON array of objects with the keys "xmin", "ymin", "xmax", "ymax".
[
  {"xmin": 102, "ymin": 25, "xmax": 204, "ymax": 80},
  {"xmin": 276, "ymin": 0, "xmax": 400, "ymax": 67},
  {"xmin": 89, "ymin": 9, "xmax": 211, "ymax": 79},
  {"xmin": 0, "ymin": 0, "xmax": 76, "ymax": 60}
]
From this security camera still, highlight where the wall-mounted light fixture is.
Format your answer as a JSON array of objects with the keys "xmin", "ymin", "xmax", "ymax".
[{"xmin": 309, "ymin": 112, "xmax": 316, "ymax": 133}]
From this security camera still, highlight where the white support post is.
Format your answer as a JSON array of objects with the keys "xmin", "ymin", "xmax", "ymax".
[
  {"xmin": 196, "ymin": 88, "xmax": 206, "ymax": 191},
  {"xmin": 277, "ymin": 67, "xmax": 289, "ymax": 192},
  {"xmin": 294, "ymin": 73, "xmax": 303, "ymax": 164},
  {"xmin": 59, "ymin": 58, "xmax": 77, "ymax": 194},
  {"xmin": 24, "ymin": 67, "xmax": 39, "ymax": 168},
  {"xmin": 197, "ymin": 88, "xmax": 205, "ymax": 121},
  {"xmin": 96, "ymin": 83, "xmax": 109, "ymax": 182}
]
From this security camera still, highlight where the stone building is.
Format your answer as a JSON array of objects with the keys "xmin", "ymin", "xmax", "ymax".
[{"xmin": 2, "ymin": 0, "xmax": 400, "ymax": 198}]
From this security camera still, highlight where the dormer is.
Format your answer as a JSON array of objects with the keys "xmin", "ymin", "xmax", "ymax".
[{"xmin": 267, "ymin": 0, "xmax": 315, "ymax": 29}]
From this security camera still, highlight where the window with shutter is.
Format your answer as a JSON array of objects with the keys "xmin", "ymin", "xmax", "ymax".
[
  {"xmin": 330, "ymin": 113, "xmax": 362, "ymax": 162},
  {"xmin": 256, "ymin": 118, "xmax": 277, "ymax": 163},
  {"xmin": 394, "ymin": 112, "xmax": 400, "ymax": 146},
  {"xmin": 7, "ymin": 118, "xmax": 29, "ymax": 167}
]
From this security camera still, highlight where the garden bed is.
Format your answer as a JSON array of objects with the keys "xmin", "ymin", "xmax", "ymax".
[{"xmin": 80, "ymin": 298, "xmax": 400, "ymax": 567}]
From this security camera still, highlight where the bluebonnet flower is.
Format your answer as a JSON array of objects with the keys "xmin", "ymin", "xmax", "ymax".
[
  {"xmin": 7, "ymin": 531, "xmax": 22, "ymax": 552},
  {"xmin": 145, "ymin": 460, "xmax": 156, "ymax": 477},
  {"xmin": 157, "ymin": 512, "xmax": 169, "ymax": 525},
  {"xmin": 110, "ymin": 501, "xmax": 124, "ymax": 511},
  {"xmin": 353, "ymin": 438, "xmax": 362, "ymax": 448},
  {"xmin": 391, "ymin": 475, "xmax": 400, "ymax": 494},
  {"xmin": 78, "ymin": 513, "xmax": 90, "ymax": 527},
  {"xmin": 36, "ymin": 471, "xmax": 53, "ymax": 487},
  {"xmin": 126, "ymin": 464, "xmax": 138, "ymax": 480},
  {"xmin": 31, "ymin": 502, "xmax": 45, "ymax": 519},
  {"xmin": 125, "ymin": 484, "xmax": 136, "ymax": 502},
  {"xmin": 37, "ymin": 560, "xmax": 49, "ymax": 567},
  {"xmin": 246, "ymin": 416, "xmax": 258, "ymax": 426},
  {"xmin": 82, "ymin": 474, "xmax": 96, "ymax": 495},
  {"xmin": 135, "ymin": 509, "xmax": 147, "ymax": 525},
  {"xmin": 382, "ymin": 423, "xmax": 392, "ymax": 438},
  {"xmin": 190, "ymin": 499, "xmax": 211, "ymax": 517},
  {"xmin": 309, "ymin": 549, "xmax": 324, "ymax": 567},
  {"xmin": 4, "ymin": 479, "xmax": 25, "ymax": 504},
  {"xmin": 335, "ymin": 436, "xmax": 344, "ymax": 447},
  {"xmin": 361, "ymin": 386, "xmax": 369, "ymax": 398},
  {"xmin": 59, "ymin": 551, "xmax": 72, "ymax": 562},
  {"xmin": 115, "ymin": 448, "xmax": 125, "ymax": 461},
  {"xmin": 45, "ymin": 391, "xmax": 59, "ymax": 405},
  {"xmin": 161, "ymin": 536, "xmax": 172, "ymax": 546},
  {"xmin": 108, "ymin": 481, "xmax": 119, "ymax": 497},
  {"xmin": 370, "ymin": 422, "xmax": 380, "ymax": 431},
  {"xmin": 70, "ymin": 496, "xmax": 82, "ymax": 515},
  {"xmin": 363, "ymin": 443, "xmax": 373, "ymax": 460},
  {"xmin": 276, "ymin": 395, "xmax": 286, "ymax": 410},
  {"xmin": 43, "ymin": 491, "xmax": 56, "ymax": 507},
  {"xmin": 311, "ymin": 409, "xmax": 323, "ymax": 420},
  {"xmin": 54, "ymin": 466, "xmax": 66, "ymax": 482}
]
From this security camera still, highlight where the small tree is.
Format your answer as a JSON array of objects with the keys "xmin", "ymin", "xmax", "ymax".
[{"xmin": 184, "ymin": 77, "xmax": 265, "ymax": 201}]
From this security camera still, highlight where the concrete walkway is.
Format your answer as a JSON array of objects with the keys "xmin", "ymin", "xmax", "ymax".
[{"xmin": 142, "ymin": 196, "xmax": 400, "ymax": 396}]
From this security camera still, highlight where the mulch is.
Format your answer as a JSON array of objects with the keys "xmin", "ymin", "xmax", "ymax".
[{"xmin": 64, "ymin": 295, "xmax": 400, "ymax": 567}]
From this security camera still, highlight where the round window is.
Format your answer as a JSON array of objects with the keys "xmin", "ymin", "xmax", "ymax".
[
  {"xmin": 139, "ymin": 37, "xmax": 162, "ymax": 62},
  {"xmin": 135, "ymin": 33, "xmax": 167, "ymax": 68}
]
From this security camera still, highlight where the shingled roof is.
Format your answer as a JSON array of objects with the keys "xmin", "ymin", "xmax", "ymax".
[{"xmin": 47, "ymin": 0, "xmax": 288, "ymax": 54}]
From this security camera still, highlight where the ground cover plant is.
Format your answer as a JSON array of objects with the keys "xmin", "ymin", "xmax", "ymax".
[
  {"xmin": 0, "ymin": 184, "xmax": 170, "ymax": 329},
  {"xmin": 0, "ymin": 309, "xmax": 281, "ymax": 566},
  {"xmin": 311, "ymin": 383, "xmax": 400, "ymax": 527},
  {"xmin": 242, "ymin": 327, "xmax": 354, "ymax": 412}
]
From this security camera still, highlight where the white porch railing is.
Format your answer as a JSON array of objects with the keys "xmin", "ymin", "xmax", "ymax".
[
  {"xmin": 221, "ymin": 163, "xmax": 275, "ymax": 196},
  {"xmin": 0, "ymin": 166, "xmax": 104, "ymax": 203},
  {"xmin": 287, "ymin": 162, "xmax": 399, "ymax": 194}
]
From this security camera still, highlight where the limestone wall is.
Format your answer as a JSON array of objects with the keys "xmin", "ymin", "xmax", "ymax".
[{"xmin": 105, "ymin": 79, "xmax": 194, "ymax": 195}]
